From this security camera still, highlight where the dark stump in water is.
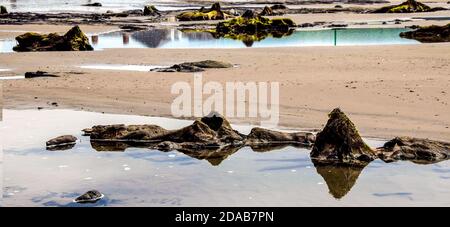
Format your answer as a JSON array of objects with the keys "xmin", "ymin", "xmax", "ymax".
[
  {"xmin": 246, "ymin": 127, "xmax": 315, "ymax": 147},
  {"xmin": 310, "ymin": 108, "xmax": 376, "ymax": 166},
  {"xmin": 377, "ymin": 137, "xmax": 450, "ymax": 164},
  {"xmin": 74, "ymin": 190, "xmax": 104, "ymax": 203},
  {"xmin": 400, "ymin": 24, "xmax": 450, "ymax": 43},
  {"xmin": 82, "ymin": 3, "xmax": 102, "ymax": 7},
  {"xmin": 0, "ymin": 5, "xmax": 7, "ymax": 14},
  {"xmin": 13, "ymin": 26, "xmax": 93, "ymax": 52},
  {"xmin": 46, "ymin": 135, "xmax": 77, "ymax": 150}
]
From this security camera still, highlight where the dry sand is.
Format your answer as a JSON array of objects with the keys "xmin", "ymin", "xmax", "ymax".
[{"xmin": 0, "ymin": 10, "xmax": 450, "ymax": 141}]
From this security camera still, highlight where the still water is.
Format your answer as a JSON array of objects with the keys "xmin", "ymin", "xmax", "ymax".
[
  {"xmin": 0, "ymin": 28, "xmax": 419, "ymax": 53},
  {"xmin": 1, "ymin": 109, "xmax": 449, "ymax": 206}
]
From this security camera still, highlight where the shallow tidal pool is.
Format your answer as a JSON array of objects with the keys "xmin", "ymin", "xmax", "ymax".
[{"xmin": 1, "ymin": 109, "xmax": 449, "ymax": 206}]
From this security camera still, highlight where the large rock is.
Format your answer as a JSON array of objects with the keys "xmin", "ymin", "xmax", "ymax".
[
  {"xmin": 400, "ymin": 24, "xmax": 450, "ymax": 43},
  {"xmin": 46, "ymin": 135, "xmax": 77, "ymax": 150},
  {"xmin": 0, "ymin": 5, "xmax": 7, "ymax": 14},
  {"xmin": 377, "ymin": 137, "xmax": 450, "ymax": 164},
  {"xmin": 176, "ymin": 3, "xmax": 229, "ymax": 21},
  {"xmin": 151, "ymin": 60, "xmax": 233, "ymax": 73},
  {"xmin": 310, "ymin": 108, "xmax": 376, "ymax": 166},
  {"xmin": 13, "ymin": 26, "xmax": 93, "ymax": 52},
  {"xmin": 144, "ymin": 5, "xmax": 160, "ymax": 16},
  {"xmin": 372, "ymin": 0, "xmax": 444, "ymax": 13}
]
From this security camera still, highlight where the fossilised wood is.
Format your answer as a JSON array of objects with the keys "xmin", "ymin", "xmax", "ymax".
[
  {"xmin": 151, "ymin": 60, "xmax": 233, "ymax": 73},
  {"xmin": 176, "ymin": 3, "xmax": 229, "ymax": 21},
  {"xmin": 246, "ymin": 127, "xmax": 315, "ymax": 146},
  {"xmin": 372, "ymin": 0, "xmax": 446, "ymax": 13},
  {"xmin": 376, "ymin": 137, "xmax": 450, "ymax": 164},
  {"xmin": 25, "ymin": 71, "xmax": 59, "ymax": 78},
  {"xmin": 310, "ymin": 108, "xmax": 377, "ymax": 166},
  {"xmin": 46, "ymin": 135, "xmax": 77, "ymax": 150},
  {"xmin": 400, "ymin": 24, "xmax": 450, "ymax": 43},
  {"xmin": 74, "ymin": 190, "xmax": 104, "ymax": 203}
]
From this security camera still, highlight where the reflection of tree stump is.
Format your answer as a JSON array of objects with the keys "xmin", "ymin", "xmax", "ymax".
[{"xmin": 313, "ymin": 163, "xmax": 366, "ymax": 199}]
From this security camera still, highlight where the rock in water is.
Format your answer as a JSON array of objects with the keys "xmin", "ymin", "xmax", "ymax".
[
  {"xmin": 46, "ymin": 135, "xmax": 77, "ymax": 150},
  {"xmin": 310, "ymin": 108, "xmax": 376, "ymax": 166},
  {"xmin": 144, "ymin": 5, "xmax": 160, "ymax": 16},
  {"xmin": 246, "ymin": 127, "xmax": 315, "ymax": 146},
  {"xmin": 377, "ymin": 137, "xmax": 450, "ymax": 164},
  {"xmin": 74, "ymin": 190, "xmax": 104, "ymax": 203},
  {"xmin": 0, "ymin": 5, "xmax": 7, "ymax": 14},
  {"xmin": 372, "ymin": 0, "xmax": 440, "ymax": 13},
  {"xmin": 399, "ymin": 24, "xmax": 450, "ymax": 43},
  {"xmin": 176, "ymin": 2, "xmax": 228, "ymax": 21},
  {"xmin": 13, "ymin": 26, "xmax": 93, "ymax": 52}
]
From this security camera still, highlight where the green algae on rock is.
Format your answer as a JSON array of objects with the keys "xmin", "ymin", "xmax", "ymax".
[
  {"xmin": 373, "ymin": 0, "xmax": 445, "ymax": 13},
  {"xmin": 400, "ymin": 24, "xmax": 450, "ymax": 42},
  {"xmin": 0, "ymin": 5, "xmax": 7, "ymax": 14},
  {"xmin": 310, "ymin": 108, "xmax": 377, "ymax": 166},
  {"xmin": 13, "ymin": 25, "xmax": 93, "ymax": 52},
  {"xmin": 144, "ymin": 5, "xmax": 160, "ymax": 16},
  {"xmin": 176, "ymin": 3, "xmax": 229, "ymax": 21}
]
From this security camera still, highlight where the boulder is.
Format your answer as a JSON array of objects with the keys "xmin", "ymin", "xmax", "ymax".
[
  {"xmin": 151, "ymin": 60, "xmax": 233, "ymax": 72},
  {"xmin": 176, "ymin": 3, "xmax": 229, "ymax": 21},
  {"xmin": 372, "ymin": 0, "xmax": 444, "ymax": 13},
  {"xmin": 377, "ymin": 137, "xmax": 450, "ymax": 164},
  {"xmin": 13, "ymin": 26, "xmax": 93, "ymax": 52},
  {"xmin": 399, "ymin": 24, "xmax": 450, "ymax": 42},
  {"xmin": 144, "ymin": 5, "xmax": 160, "ymax": 16},
  {"xmin": 246, "ymin": 127, "xmax": 315, "ymax": 146},
  {"xmin": 82, "ymin": 2, "xmax": 102, "ymax": 7},
  {"xmin": 310, "ymin": 108, "xmax": 377, "ymax": 166},
  {"xmin": 74, "ymin": 190, "xmax": 104, "ymax": 203},
  {"xmin": 25, "ymin": 71, "xmax": 59, "ymax": 78},
  {"xmin": 0, "ymin": 5, "xmax": 7, "ymax": 14},
  {"xmin": 46, "ymin": 135, "xmax": 77, "ymax": 150}
]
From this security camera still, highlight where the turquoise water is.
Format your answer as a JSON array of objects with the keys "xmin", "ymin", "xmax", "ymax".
[
  {"xmin": 1, "ymin": 109, "xmax": 449, "ymax": 206},
  {"xmin": 0, "ymin": 28, "xmax": 419, "ymax": 53}
]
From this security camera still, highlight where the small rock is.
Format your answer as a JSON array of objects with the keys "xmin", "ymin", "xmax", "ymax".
[
  {"xmin": 74, "ymin": 190, "xmax": 104, "ymax": 203},
  {"xmin": 25, "ymin": 71, "xmax": 59, "ymax": 78},
  {"xmin": 46, "ymin": 135, "xmax": 77, "ymax": 148},
  {"xmin": 83, "ymin": 2, "xmax": 102, "ymax": 7},
  {"xmin": 334, "ymin": 5, "xmax": 343, "ymax": 9}
]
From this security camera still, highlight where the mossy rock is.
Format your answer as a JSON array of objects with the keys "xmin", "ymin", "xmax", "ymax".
[
  {"xmin": 144, "ymin": 5, "xmax": 160, "ymax": 16},
  {"xmin": 176, "ymin": 2, "xmax": 228, "ymax": 21},
  {"xmin": 13, "ymin": 26, "xmax": 93, "ymax": 52},
  {"xmin": 400, "ymin": 23, "xmax": 450, "ymax": 42},
  {"xmin": 0, "ymin": 5, "xmax": 7, "ymax": 14},
  {"xmin": 310, "ymin": 108, "xmax": 376, "ymax": 166},
  {"xmin": 373, "ymin": 0, "xmax": 438, "ymax": 13}
]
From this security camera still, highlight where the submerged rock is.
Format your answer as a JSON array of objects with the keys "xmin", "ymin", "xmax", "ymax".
[
  {"xmin": 372, "ymin": 0, "xmax": 444, "ymax": 13},
  {"xmin": 0, "ymin": 5, "xmax": 7, "ymax": 14},
  {"xmin": 46, "ymin": 135, "xmax": 77, "ymax": 150},
  {"xmin": 13, "ymin": 26, "xmax": 93, "ymax": 52},
  {"xmin": 246, "ymin": 127, "xmax": 315, "ymax": 146},
  {"xmin": 25, "ymin": 71, "xmax": 59, "ymax": 78},
  {"xmin": 144, "ymin": 5, "xmax": 160, "ymax": 16},
  {"xmin": 151, "ymin": 60, "xmax": 233, "ymax": 73},
  {"xmin": 377, "ymin": 137, "xmax": 450, "ymax": 164},
  {"xmin": 310, "ymin": 108, "xmax": 376, "ymax": 166},
  {"xmin": 399, "ymin": 24, "xmax": 450, "ymax": 43},
  {"xmin": 74, "ymin": 190, "xmax": 104, "ymax": 203},
  {"xmin": 176, "ymin": 3, "xmax": 229, "ymax": 21}
]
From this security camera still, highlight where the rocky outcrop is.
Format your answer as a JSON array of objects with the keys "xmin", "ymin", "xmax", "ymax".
[
  {"xmin": 0, "ymin": 5, "xmax": 7, "ymax": 14},
  {"xmin": 310, "ymin": 108, "xmax": 377, "ymax": 166},
  {"xmin": 25, "ymin": 71, "xmax": 59, "ymax": 78},
  {"xmin": 399, "ymin": 24, "xmax": 450, "ymax": 43},
  {"xmin": 176, "ymin": 3, "xmax": 229, "ymax": 21},
  {"xmin": 373, "ymin": 0, "xmax": 445, "ymax": 13},
  {"xmin": 144, "ymin": 5, "xmax": 160, "ymax": 16},
  {"xmin": 377, "ymin": 137, "xmax": 450, "ymax": 164},
  {"xmin": 46, "ymin": 135, "xmax": 77, "ymax": 150},
  {"xmin": 213, "ymin": 11, "xmax": 295, "ymax": 46},
  {"xmin": 151, "ymin": 60, "xmax": 233, "ymax": 73},
  {"xmin": 13, "ymin": 26, "xmax": 93, "ymax": 52},
  {"xmin": 74, "ymin": 190, "xmax": 104, "ymax": 203}
]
